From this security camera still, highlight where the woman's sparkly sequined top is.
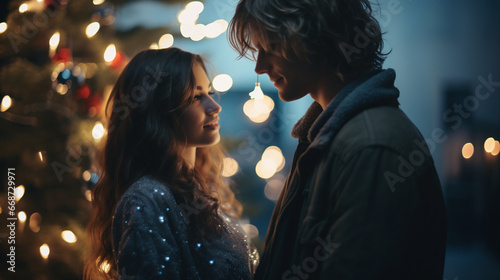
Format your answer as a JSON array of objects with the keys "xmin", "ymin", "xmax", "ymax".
[{"xmin": 112, "ymin": 176, "xmax": 259, "ymax": 280}]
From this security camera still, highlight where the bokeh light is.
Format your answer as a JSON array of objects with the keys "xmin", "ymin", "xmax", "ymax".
[
  {"xmin": 40, "ymin": 244, "xmax": 50, "ymax": 259},
  {"xmin": 462, "ymin": 143, "xmax": 474, "ymax": 159},
  {"xmin": 29, "ymin": 213, "xmax": 42, "ymax": 233},
  {"xmin": 104, "ymin": 44, "xmax": 117, "ymax": 62},
  {"xmin": 19, "ymin": 3, "xmax": 28, "ymax": 13},
  {"xmin": 191, "ymin": 24, "xmax": 206, "ymax": 41},
  {"xmin": 15, "ymin": 185, "xmax": 25, "ymax": 201},
  {"xmin": 86, "ymin": 22, "xmax": 100, "ymax": 38},
  {"xmin": 159, "ymin": 34, "xmax": 174, "ymax": 48},
  {"xmin": 61, "ymin": 230, "xmax": 77, "ymax": 243},
  {"xmin": 222, "ymin": 157, "xmax": 239, "ymax": 177},
  {"xmin": 255, "ymin": 159, "xmax": 277, "ymax": 179},
  {"xmin": 491, "ymin": 141, "xmax": 500, "ymax": 156},
  {"xmin": 241, "ymin": 224, "xmax": 259, "ymax": 239},
  {"xmin": 0, "ymin": 22, "xmax": 7, "ymax": 34},
  {"xmin": 18, "ymin": 211, "xmax": 27, "ymax": 222},
  {"xmin": 264, "ymin": 177, "xmax": 285, "ymax": 201},
  {"xmin": 213, "ymin": 74, "xmax": 233, "ymax": 92},
  {"xmin": 92, "ymin": 122, "xmax": 105, "ymax": 140},
  {"xmin": 484, "ymin": 137, "xmax": 495, "ymax": 153},
  {"xmin": 49, "ymin": 32, "xmax": 60, "ymax": 49},
  {"xmin": 1, "ymin": 95, "xmax": 12, "ymax": 112}
]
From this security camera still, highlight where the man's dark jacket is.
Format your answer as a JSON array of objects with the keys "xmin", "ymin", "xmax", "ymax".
[{"xmin": 254, "ymin": 69, "xmax": 447, "ymax": 280}]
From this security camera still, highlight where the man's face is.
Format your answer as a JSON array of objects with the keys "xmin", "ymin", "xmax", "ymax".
[{"xmin": 251, "ymin": 31, "xmax": 319, "ymax": 102}]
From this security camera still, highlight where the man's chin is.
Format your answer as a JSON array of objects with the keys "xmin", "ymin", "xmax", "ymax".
[{"xmin": 278, "ymin": 91, "xmax": 306, "ymax": 102}]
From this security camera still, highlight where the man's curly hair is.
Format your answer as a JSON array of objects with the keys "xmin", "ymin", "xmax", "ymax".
[{"xmin": 228, "ymin": 0, "xmax": 388, "ymax": 82}]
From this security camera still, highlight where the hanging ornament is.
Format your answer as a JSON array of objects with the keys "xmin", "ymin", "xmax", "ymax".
[
  {"xmin": 51, "ymin": 48, "xmax": 71, "ymax": 63},
  {"xmin": 249, "ymin": 76, "xmax": 264, "ymax": 100},
  {"xmin": 76, "ymin": 84, "xmax": 90, "ymax": 99}
]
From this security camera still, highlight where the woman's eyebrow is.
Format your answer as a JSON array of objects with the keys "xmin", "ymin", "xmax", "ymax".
[{"xmin": 196, "ymin": 83, "xmax": 212, "ymax": 91}]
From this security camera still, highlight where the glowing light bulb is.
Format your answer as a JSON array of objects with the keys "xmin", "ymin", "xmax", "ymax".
[
  {"xmin": 104, "ymin": 44, "xmax": 116, "ymax": 62},
  {"xmin": 92, "ymin": 122, "xmax": 105, "ymax": 140},
  {"xmin": 40, "ymin": 244, "xmax": 50, "ymax": 259},
  {"xmin": 93, "ymin": 0, "xmax": 105, "ymax": 5},
  {"xmin": 18, "ymin": 211, "xmax": 27, "ymax": 222},
  {"xmin": 15, "ymin": 185, "xmax": 25, "ymax": 201},
  {"xmin": 49, "ymin": 32, "xmax": 60, "ymax": 49},
  {"xmin": 19, "ymin": 3, "xmax": 28, "ymax": 13},
  {"xmin": 1, "ymin": 95, "xmax": 12, "ymax": 112},
  {"xmin": 249, "ymin": 82, "xmax": 264, "ymax": 100},
  {"xmin": 86, "ymin": 22, "xmax": 100, "ymax": 38},
  {"xmin": 61, "ymin": 230, "xmax": 77, "ymax": 243},
  {"xmin": 0, "ymin": 22, "xmax": 7, "ymax": 34}
]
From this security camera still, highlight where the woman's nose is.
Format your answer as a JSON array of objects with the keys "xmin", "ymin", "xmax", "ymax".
[{"xmin": 206, "ymin": 96, "xmax": 221, "ymax": 115}]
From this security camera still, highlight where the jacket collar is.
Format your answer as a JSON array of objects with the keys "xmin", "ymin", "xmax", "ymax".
[{"xmin": 291, "ymin": 69, "xmax": 400, "ymax": 148}]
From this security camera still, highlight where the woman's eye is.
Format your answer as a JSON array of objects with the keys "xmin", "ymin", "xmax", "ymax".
[
  {"xmin": 193, "ymin": 95, "xmax": 202, "ymax": 101},
  {"xmin": 208, "ymin": 91, "xmax": 216, "ymax": 96}
]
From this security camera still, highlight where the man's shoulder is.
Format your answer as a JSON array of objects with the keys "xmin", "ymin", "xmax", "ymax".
[{"xmin": 331, "ymin": 106, "xmax": 427, "ymax": 158}]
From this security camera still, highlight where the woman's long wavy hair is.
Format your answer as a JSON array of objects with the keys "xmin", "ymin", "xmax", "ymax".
[
  {"xmin": 229, "ymin": 0, "xmax": 388, "ymax": 82},
  {"xmin": 84, "ymin": 48, "xmax": 241, "ymax": 280}
]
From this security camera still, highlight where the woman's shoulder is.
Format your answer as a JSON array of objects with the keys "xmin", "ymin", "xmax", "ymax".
[
  {"xmin": 121, "ymin": 176, "xmax": 175, "ymax": 202},
  {"xmin": 115, "ymin": 176, "xmax": 180, "ymax": 219}
]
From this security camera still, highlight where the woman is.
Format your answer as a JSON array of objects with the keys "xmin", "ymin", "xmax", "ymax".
[{"xmin": 85, "ymin": 48, "xmax": 258, "ymax": 279}]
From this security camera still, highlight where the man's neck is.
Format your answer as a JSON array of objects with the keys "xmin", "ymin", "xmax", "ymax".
[{"xmin": 309, "ymin": 73, "xmax": 345, "ymax": 110}]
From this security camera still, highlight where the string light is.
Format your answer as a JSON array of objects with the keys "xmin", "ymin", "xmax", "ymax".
[
  {"xmin": 49, "ymin": 32, "xmax": 60, "ymax": 49},
  {"xmin": 40, "ymin": 244, "xmax": 50, "ymax": 259},
  {"xmin": 92, "ymin": 122, "xmax": 105, "ymax": 140},
  {"xmin": 1, "ymin": 95, "xmax": 12, "ymax": 112},
  {"xmin": 15, "ymin": 185, "xmax": 25, "ymax": 201},
  {"xmin": 86, "ymin": 22, "xmax": 100, "ymax": 38},
  {"xmin": 19, "ymin": 3, "xmax": 28, "ymax": 13},
  {"xmin": 61, "ymin": 230, "xmax": 77, "ymax": 243},
  {"xmin": 0, "ymin": 22, "xmax": 7, "ymax": 34},
  {"xmin": 104, "ymin": 44, "xmax": 116, "ymax": 63},
  {"xmin": 18, "ymin": 211, "xmax": 27, "ymax": 222}
]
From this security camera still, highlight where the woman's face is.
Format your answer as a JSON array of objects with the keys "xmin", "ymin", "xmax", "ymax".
[{"xmin": 179, "ymin": 62, "xmax": 222, "ymax": 148}]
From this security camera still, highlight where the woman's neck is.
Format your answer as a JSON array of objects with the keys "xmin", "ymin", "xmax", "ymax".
[{"xmin": 182, "ymin": 147, "xmax": 196, "ymax": 169}]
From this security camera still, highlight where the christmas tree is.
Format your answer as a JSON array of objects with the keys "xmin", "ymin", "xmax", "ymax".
[{"xmin": 0, "ymin": 0, "xmax": 192, "ymax": 279}]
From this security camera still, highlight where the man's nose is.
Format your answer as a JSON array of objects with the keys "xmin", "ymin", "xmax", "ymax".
[{"xmin": 254, "ymin": 51, "xmax": 271, "ymax": 75}]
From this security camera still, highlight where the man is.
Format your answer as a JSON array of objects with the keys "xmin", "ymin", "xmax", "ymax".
[{"xmin": 229, "ymin": 0, "xmax": 447, "ymax": 279}]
